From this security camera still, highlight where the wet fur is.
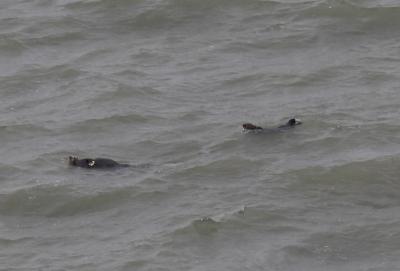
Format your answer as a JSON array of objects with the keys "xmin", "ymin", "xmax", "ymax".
[
  {"xmin": 242, "ymin": 118, "xmax": 302, "ymax": 132},
  {"xmin": 68, "ymin": 156, "xmax": 130, "ymax": 169}
]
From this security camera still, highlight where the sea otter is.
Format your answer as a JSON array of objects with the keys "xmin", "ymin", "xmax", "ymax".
[
  {"xmin": 68, "ymin": 156, "xmax": 130, "ymax": 169},
  {"xmin": 242, "ymin": 118, "xmax": 302, "ymax": 132},
  {"xmin": 242, "ymin": 123, "xmax": 263, "ymax": 131},
  {"xmin": 278, "ymin": 118, "xmax": 302, "ymax": 129}
]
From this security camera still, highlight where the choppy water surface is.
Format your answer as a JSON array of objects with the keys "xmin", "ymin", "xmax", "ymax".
[{"xmin": 2, "ymin": 0, "xmax": 400, "ymax": 270}]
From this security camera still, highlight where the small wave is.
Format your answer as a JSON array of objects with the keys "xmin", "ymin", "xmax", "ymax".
[
  {"xmin": 167, "ymin": 216, "xmax": 222, "ymax": 239},
  {"xmin": 65, "ymin": 0, "xmax": 279, "ymax": 15},
  {"xmin": 0, "ymin": 34, "xmax": 28, "ymax": 56},
  {"xmin": 276, "ymin": 65, "xmax": 356, "ymax": 88},
  {"xmin": 70, "ymin": 48, "xmax": 114, "ymax": 65},
  {"xmin": 0, "ymin": 184, "xmax": 134, "ymax": 217},
  {"xmin": 0, "ymin": 164, "xmax": 22, "ymax": 180},
  {"xmin": 166, "ymin": 204, "xmax": 303, "ymax": 250},
  {"xmin": 47, "ymin": 188, "xmax": 136, "ymax": 217},
  {"xmin": 110, "ymin": 69, "xmax": 148, "ymax": 79},
  {"xmin": 65, "ymin": 0, "xmax": 180, "ymax": 32},
  {"xmin": 91, "ymin": 84, "xmax": 163, "ymax": 102},
  {"xmin": 168, "ymin": 157, "xmax": 264, "ymax": 182},
  {"xmin": 0, "ymin": 184, "xmax": 76, "ymax": 216},
  {"xmin": 115, "ymin": 6, "xmax": 182, "ymax": 32},
  {"xmin": 280, "ymin": 221, "xmax": 400, "ymax": 266},
  {"xmin": 300, "ymin": 0, "xmax": 400, "ymax": 28},
  {"xmin": 61, "ymin": 113, "xmax": 161, "ymax": 137},
  {"xmin": 0, "ymin": 123, "xmax": 51, "ymax": 142},
  {"xmin": 167, "ymin": 0, "xmax": 280, "ymax": 11},
  {"xmin": 121, "ymin": 260, "xmax": 148, "ymax": 270},
  {"xmin": 64, "ymin": 0, "xmax": 283, "ymax": 35},
  {"xmin": 190, "ymin": 217, "xmax": 221, "ymax": 234},
  {"xmin": 63, "ymin": 0, "xmax": 144, "ymax": 10},
  {"xmin": 285, "ymin": 156, "xmax": 400, "ymax": 208},
  {"xmin": 0, "ymin": 237, "xmax": 32, "ymax": 246},
  {"xmin": 0, "ymin": 64, "xmax": 83, "ymax": 98},
  {"xmin": 24, "ymin": 31, "xmax": 86, "ymax": 47}
]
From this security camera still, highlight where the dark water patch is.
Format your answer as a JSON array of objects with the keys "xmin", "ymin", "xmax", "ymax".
[
  {"xmin": 167, "ymin": 157, "xmax": 264, "ymax": 183},
  {"xmin": 162, "ymin": 216, "xmax": 224, "ymax": 259},
  {"xmin": 280, "ymin": 65, "xmax": 359, "ymax": 88},
  {"xmin": 0, "ymin": 64, "xmax": 83, "ymax": 98},
  {"xmin": 285, "ymin": 222, "xmax": 400, "ymax": 265},
  {"xmin": 48, "ymin": 187, "xmax": 136, "ymax": 217},
  {"xmin": 114, "ymin": 5, "xmax": 182, "ymax": 32},
  {"xmin": 174, "ymin": 110, "xmax": 211, "ymax": 122},
  {"xmin": 65, "ymin": 0, "xmax": 179, "ymax": 33},
  {"xmin": 149, "ymin": 122, "xmax": 232, "ymax": 146},
  {"xmin": 91, "ymin": 84, "xmax": 163, "ymax": 104},
  {"xmin": 0, "ymin": 237, "xmax": 33, "ymax": 247},
  {"xmin": 0, "ymin": 184, "xmax": 77, "ymax": 216},
  {"xmin": 0, "ymin": 33, "xmax": 28, "ymax": 56},
  {"xmin": 24, "ymin": 31, "xmax": 86, "ymax": 47},
  {"xmin": 64, "ymin": 0, "xmax": 283, "ymax": 35},
  {"xmin": 230, "ymin": 68, "xmax": 346, "ymax": 100},
  {"xmin": 221, "ymin": 73, "xmax": 268, "ymax": 91},
  {"xmin": 301, "ymin": 0, "xmax": 400, "ymax": 28},
  {"xmin": 110, "ymin": 69, "xmax": 148, "ymax": 81},
  {"xmin": 121, "ymin": 259, "xmax": 148, "ymax": 271},
  {"xmin": 20, "ymin": 15, "xmax": 90, "ymax": 35},
  {"xmin": 0, "ymin": 164, "xmax": 22, "ymax": 182},
  {"xmin": 206, "ymin": 137, "xmax": 242, "ymax": 154},
  {"xmin": 0, "ymin": 123, "xmax": 51, "ymax": 141},
  {"xmin": 121, "ymin": 139, "xmax": 203, "ymax": 164},
  {"xmin": 170, "ymin": 205, "xmax": 306, "ymax": 240},
  {"xmin": 157, "ymin": 205, "xmax": 307, "ymax": 270},
  {"xmin": 233, "ymin": 205, "xmax": 305, "ymax": 228},
  {"xmin": 160, "ymin": 217, "xmax": 223, "ymax": 239},
  {"xmin": 0, "ymin": 17, "xmax": 26, "ymax": 35},
  {"xmin": 63, "ymin": 0, "xmax": 147, "ymax": 11},
  {"xmin": 14, "ymin": 14, "xmax": 91, "ymax": 48},
  {"xmin": 362, "ymin": 56, "xmax": 400, "ymax": 65},
  {"xmin": 168, "ymin": 0, "xmax": 280, "ymax": 12},
  {"xmin": 254, "ymin": 32, "xmax": 318, "ymax": 50},
  {"xmin": 88, "ymin": 0, "xmax": 283, "ymax": 35},
  {"xmin": 62, "ymin": 113, "xmax": 155, "ymax": 137},
  {"xmin": 0, "ymin": 184, "xmax": 168, "ymax": 217},
  {"xmin": 70, "ymin": 47, "xmax": 114, "ymax": 65},
  {"xmin": 130, "ymin": 49, "xmax": 173, "ymax": 67},
  {"xmin": 357, "ymin": 68, "xmax": 400, "ymax": 86},
  {"xmin": 286, "ymin": 156, "xmax": 400, "ymax": 209}
]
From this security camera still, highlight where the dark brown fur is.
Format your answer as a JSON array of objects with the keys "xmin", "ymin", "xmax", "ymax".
[
  {"xmin": 243, "ymin": 118, "xmax": 302, "ymax": 131},
  {"xmin": 68, "ymin": 156, "xmax": 130, "ymax": 169},
  {"xmin": 242, "ymin": 123, "xmax": 263, "ymax": 130}
]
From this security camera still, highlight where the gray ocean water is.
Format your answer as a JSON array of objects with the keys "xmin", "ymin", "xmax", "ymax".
[{"xmin": 1, "ymin": 0, "xmax": 400, "ymax": 270}]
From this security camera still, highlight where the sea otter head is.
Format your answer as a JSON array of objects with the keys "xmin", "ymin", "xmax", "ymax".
[
  {"xmin": 287, "ymin": 118, "xmax": 302, "ymax": 126},
  {"xmin": 68, "ymin": 156, "xmax": 95, "ymax": 168}
]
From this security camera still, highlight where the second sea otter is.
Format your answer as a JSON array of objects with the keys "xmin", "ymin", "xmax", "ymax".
[
  {"xmin": 242, "ymin": 118, "xmax": 302, "ymax": 132},
  {"xmin": 68, "ymin": 156, "xmax": 130, "ymax": 169}
]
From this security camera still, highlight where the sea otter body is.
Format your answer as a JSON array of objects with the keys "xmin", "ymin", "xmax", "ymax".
[
  {"xmin": 242, "ymin": 118, "xmax": 302, "ymax": 132},
  {"xmin": 68, "ymin": 156, "xmax": 130, "ymax": 169},
  {"xmin": 242, "ymin": 123, "xmax": 263, "ymax": 131}
]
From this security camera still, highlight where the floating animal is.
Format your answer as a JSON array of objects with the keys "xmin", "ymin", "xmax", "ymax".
[
  {"xmin": 242, "ymin": 118, "xmax": 302, "ymax": 132},
  {"xmin": 68, "ymin": 156, "xmax": 130, "ymax": 169}
]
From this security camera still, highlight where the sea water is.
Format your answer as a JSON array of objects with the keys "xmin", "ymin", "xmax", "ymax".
[{"xmin": 1, "ymin": 0, "xmax": 400, "ymax": 270}]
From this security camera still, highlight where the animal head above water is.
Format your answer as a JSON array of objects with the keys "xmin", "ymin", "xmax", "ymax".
[
  {"xmin": 287, "ymin": 118, "xmax": 302, "ymax": 126},
  {"xmin": 68, "ymin": 156, "xmax": 95, "ymax": 168}
]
